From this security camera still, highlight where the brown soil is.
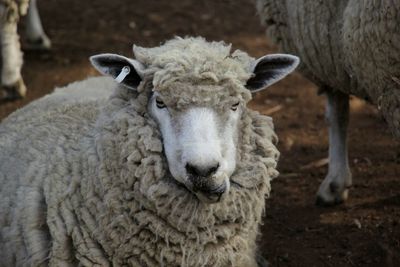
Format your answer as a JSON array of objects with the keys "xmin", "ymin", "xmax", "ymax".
[{"xmin": 1, "ymin": 0, "xmax": 399, "ymax": 266}]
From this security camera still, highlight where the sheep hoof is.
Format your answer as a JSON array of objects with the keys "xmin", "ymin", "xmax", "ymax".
[
  {"xmin": 2, "ymin": 79, "xmax": 27, "ymax": 100},
  {"xmin": 315, "ymin": 171, "xmax": 352, "ymax": 206},
  {"xmin": 26, "ymin": 35, "xmax": 52, "ymax": 51}
]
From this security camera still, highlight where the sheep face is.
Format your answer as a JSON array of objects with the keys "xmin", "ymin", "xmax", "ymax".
[
  {"xmin": 89, "ymin": 38, "xmax": 300, "ymax": 204},
  {"xmin": 148, "ymin": 90, "xmax": 242, "ymax": 203}
]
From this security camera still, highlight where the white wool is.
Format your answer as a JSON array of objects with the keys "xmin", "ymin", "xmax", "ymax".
[
  {"xmin": 0, "ymin": 38, "xmax": 279, "ymax": 266},
  {"xmin": 257, "ymin": 0, "xmax": 400, "ymax": 137}
]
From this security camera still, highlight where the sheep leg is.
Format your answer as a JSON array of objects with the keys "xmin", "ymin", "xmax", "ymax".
[
  {"xmin": 0, "ymin": 15, "xmax": 26, "ymax": 99},
  {"xmin": 316, "ymin": 89, "xmax": 352, "ymax": 205},
  {"xmin": 25, "ymin": 0, "xmax": 51, "ymax": 50}
]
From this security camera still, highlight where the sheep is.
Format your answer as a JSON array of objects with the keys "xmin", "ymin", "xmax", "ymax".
[
  {"xmin": 256, "ymin": 0, "xmax": 400, "ymax": 205},
  {"xmin": 0, "ymin": 0, "xmax": 51, "ymax": 99},
  {"xmin": 0, "ymin": 37, "xmax": 299, "ymax": 266}
]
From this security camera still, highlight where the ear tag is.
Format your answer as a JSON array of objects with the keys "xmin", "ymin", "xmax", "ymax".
[{"xmin": 115, "ymin": 66, "xmax": 131, "ymax": 83}]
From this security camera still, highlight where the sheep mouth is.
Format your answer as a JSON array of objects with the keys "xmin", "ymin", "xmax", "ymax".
[
  {"xmin": 193, "ymin": 182, "xmax": 227, "ymax": 203},
  {"xmin": 169, "ymin": 176, "xmax": 228, "ymax": 203},
  {"xmin": 166, "ymin": 171, "xmax": 255, "ymax": 201}
]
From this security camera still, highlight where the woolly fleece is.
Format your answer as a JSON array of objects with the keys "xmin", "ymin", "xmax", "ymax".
[
  {"xmin": 0, "ymin": 37, "xmax": 279, "ymax": 266},
  {"xmin": 257, "ymin": 0, "xmax": 400, "ymax": 137}
]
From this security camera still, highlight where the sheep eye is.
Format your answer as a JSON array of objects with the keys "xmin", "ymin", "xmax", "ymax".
[
  {"xmin": 156, "ymin": 97, "xmax": 166, "ymax": 109},
  {"xmin": 231, "ymin": 102, "xmax": 240, "ymax": 111}
]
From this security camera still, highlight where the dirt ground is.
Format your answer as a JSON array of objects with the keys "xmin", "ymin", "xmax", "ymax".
[{"xmin": 1, "ymin": 0, "xmax": 399, "ymax": 266}]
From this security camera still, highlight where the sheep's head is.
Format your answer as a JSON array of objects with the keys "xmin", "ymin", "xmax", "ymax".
[{"xmin": 90, "ymin": 37, "xmax": 299, "ymax": 203}]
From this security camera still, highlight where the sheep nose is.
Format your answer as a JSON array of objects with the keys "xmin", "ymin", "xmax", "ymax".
[{"xmin": 185, "ymin": 162, "xmax": 220, "ymax": 178}]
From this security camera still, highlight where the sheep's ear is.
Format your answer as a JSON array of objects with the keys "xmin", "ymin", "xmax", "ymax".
[
  {"xmin": 246, "ymin": 54, "xmax": 300, "ymax": 92},
  {"xmin": 90, "ymin": 53, "xmax": 144, "ymax": 90}
]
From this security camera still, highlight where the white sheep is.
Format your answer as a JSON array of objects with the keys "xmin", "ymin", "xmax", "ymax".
[
  {"xmin": 0, "ymin": 0, "xmax": 50, "ymax": 99},
  {"xmin": 256, "ymin": 0, "xmax": 400, "ymax": 205},
  {"xmin": 0, "ymin": 37, "xmax": 299, "ymax": 266}
]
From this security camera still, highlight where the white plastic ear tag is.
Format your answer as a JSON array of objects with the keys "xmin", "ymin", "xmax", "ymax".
[{"xmin": 115, "ymin": 66, "xmax": 131, "ymax": 83}]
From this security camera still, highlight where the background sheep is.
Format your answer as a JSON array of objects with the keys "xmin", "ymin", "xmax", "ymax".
[
  {"xmin": 0, "ymin": 37, "xmax": 299, "ymax": 266},
  {"xmin": 0, "ymin": 0, "xmax": 50, "ymax": 99},
  {"xmin": 256, "ymin": 0, "xmax": 400, "ymax": 205}
]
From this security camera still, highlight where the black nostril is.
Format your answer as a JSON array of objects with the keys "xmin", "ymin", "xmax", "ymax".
[
  {"xmin": 207, "ymin": 163, "xmax": 220, "ymax": 176},
  {"xmin": 185, "ymin": 163, "xmax": 220, "ymax": 177},
  {"xmin": 186, "ymin": 163, "xmax": 200, "ymax": 177}
]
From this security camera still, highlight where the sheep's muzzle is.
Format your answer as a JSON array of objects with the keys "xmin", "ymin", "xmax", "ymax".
[{"xmin": 187, "ymin": 177, "xmax": 227, "ymax": 204}]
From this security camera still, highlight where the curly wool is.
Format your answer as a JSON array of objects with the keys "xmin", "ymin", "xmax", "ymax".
[
  {"xmin": 0, "ymin": 38, "xmax": 279, "ymax": 266},
  {"xmin": 134, "ymin": 37, "xmax": 254, "ymax": 96},
  {"xmin": 257, "ymin": 0, "xmax": 400, "ymax": 136}
]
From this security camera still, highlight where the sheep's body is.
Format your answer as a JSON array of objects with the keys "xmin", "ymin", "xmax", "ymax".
[
  {"xmin": 0, "ymin": 77, "xmax": 113, "ymax": 266},
  {"xmin": 257, "ymin": 0, "xmax": 400, "ymax": 136},
  {"xmin": 0, "ymin": 37, "xmax": 283, "ymax": 266},
  {"xmin": 257, "ymin": 0, "xmax": 400, "ymax": 204},
  {"xmin": 0, "ymin": 0, "xmax": 50, "ymax": 99}
]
